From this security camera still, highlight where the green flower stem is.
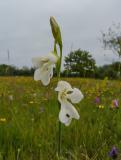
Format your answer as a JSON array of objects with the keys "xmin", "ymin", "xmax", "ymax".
[
  {"xmin": 56, "ymin": 73, "xmax": 62, "ymax": 157},
  {"xmin": 57, "ymin": 68, "xmax": 61, "ymax": 157},
  {"xmin": 54, "ymin": 40, "xmax": 57, "ymax": 55},
  {"xmin": 58, "ymin": 119, "xmax": 61, "ymax": 157},
  {"xmin": 59, "ymin": 45, "xmax": 62, "ymax": 73},
  {"xmin": 57, "ymin": 44, "xmax": 62, "ymax": 157}
]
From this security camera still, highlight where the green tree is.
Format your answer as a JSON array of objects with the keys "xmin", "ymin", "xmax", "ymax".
[
  {"xmin": 64, "ymin": 49, "xmax": 96, "ymax": 77},
  {"xmin": 0, "ymin": 64, "xmax": 34, "ymax": 76},
  {"xmin": 0, "ymin": 64, "xmax": 16, "ymax": 76},
  {"xmin": 102, "ymin": 23, "xmax": 121, "ymax": 78},
  {"xmin": 95, "ymin": 61, "xmax": 121, "ymax": 79}
]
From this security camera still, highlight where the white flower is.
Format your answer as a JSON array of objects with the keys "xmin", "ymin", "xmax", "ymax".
[
  {"xmin": 32, "ymin": 52, "xmax": 58, "ymax": 86},
  {"xmin": 55, "ymin": 81, "xmax": 84, "ymax": 126},
  {"xmin": 8, "ymin": 95, "xmax": 13, "ymax": 101}
]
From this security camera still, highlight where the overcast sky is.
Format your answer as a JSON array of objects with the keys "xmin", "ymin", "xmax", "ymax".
[{"xmin": 0, "ymin": 0, "xmax": 120, "ymax": 68}]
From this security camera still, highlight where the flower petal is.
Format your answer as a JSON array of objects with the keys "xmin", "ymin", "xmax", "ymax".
[
  {"xmin": 59, "ymin": 107, "xmax": 72, "ymax": 126},
  {"xmin": 55, "ymin": 81, "xmax": 73, "ymax": 92},
  {"xmin": 32, "ymin": 57, "xmax": 47, "ymax": 68},
  {"xmin": 32, "ymin": 52, "xmax": 57, "ymax": 68},
  {"xmin": 34, "ymin": 63, "xmax": 53, "ymax": 86},
  {"xmin": 34, "ymin": 68, "xmax": 42, "ymax": 81},
  {"xmin": 49, "ymin": 65, "xmax": 54, "ymax": 78},
  {"xmin": 40, "ymin": 73, "xmax": 50, "ymax": 86},
  {"xmin": 67, "ymin": 88, "xmax": 84, "ymax": 103},
  {"xmin": 40, "ymin": 65, "xmax": 53, "ymax": 86},
  {"xmin": 59, "ymin": 101, "xmax": 80, "ymax": 126},
  {"xmin": 47, "ymin": 52, "xmax": 58, "ymax": 64}
]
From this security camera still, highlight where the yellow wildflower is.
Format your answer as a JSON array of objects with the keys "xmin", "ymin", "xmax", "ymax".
[
  {"xmin": 29, "ymin": 101, "xmax": 34, "ymax": 104},
  {"xmin": 0, "ymin": 118, "xmax": 6, "ymax": 122},
  {"xmin": 98, "ymin": 105, "xmax": 104, "ymax": 109}
]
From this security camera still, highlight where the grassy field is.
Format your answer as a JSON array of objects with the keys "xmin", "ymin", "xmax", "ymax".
[{"xmin": 0, "ymin": 77, "xmax": 121, "ymax": 160}]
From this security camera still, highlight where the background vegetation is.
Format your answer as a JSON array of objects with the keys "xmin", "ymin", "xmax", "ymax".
[
  {"xmin": 0, "ymin": 49, "xmax": 120, "ymax": 79},
  {"xmin": 0, "ymin": 77, "xmax": 121, "ymax": 159}
]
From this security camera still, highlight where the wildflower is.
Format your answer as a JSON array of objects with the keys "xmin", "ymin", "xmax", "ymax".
[
  {"xmin": 32, "ymin": 52, "xmax": 58, "ymax": 86},
  {"xmin": 111, "ymin": 99, "xmax": 119, "ymax": 109},
  {"xmin": 0, "ymin": 118, "xmax": 6, "ymax": 122},
  {"xmin": 95, "ymin": 96, "xmax": 100, "ymax": 104},
  {"xmin": 33, "ymin": 93, "xmax": 37, "ymax": 97},
  {"xmin": 29, "ymin": 101, "xmax": 34, "ymax": 104},
  {"xmin": 98, "ymin": 105, "xmax": 104, "ymax": 109},
  {"xmin": 8, "ymin": 95, "xmax": 13, "ymax": 101},
  {"xmin": 109, "ymin": 146, "xmax": 118, "ymax": 159},
  {"xmin": 55, "ymin": 81, "xmax": 84, "ymax": 126}
]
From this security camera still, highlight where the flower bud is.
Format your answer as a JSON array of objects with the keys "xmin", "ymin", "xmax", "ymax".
[{"xmin": 50, "ymin": 17, "xmax": 62, "ymax": 48}]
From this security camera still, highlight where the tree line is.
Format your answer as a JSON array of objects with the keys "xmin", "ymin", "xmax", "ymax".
[
  {"xmin": 0, "ymin": 49, "xmax": 120, "ymax": 79},
  {"xmin": 0, "ymin": 23, "xmax": 121, "ymax": 79}
]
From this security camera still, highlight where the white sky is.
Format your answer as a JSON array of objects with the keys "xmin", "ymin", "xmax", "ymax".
[{"xmin": 0, "ymin": 0, "xmax": 120, "ymax": 68}]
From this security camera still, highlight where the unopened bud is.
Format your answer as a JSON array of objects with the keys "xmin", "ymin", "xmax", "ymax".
[{"xmin": 50, "ymin": 16, "xmax": 62, "ymax": 48}]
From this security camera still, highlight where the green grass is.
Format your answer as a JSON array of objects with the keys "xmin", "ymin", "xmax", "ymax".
[{"xmin": 0, "ymin": 77, "xmax": 121, "ymax": 160}]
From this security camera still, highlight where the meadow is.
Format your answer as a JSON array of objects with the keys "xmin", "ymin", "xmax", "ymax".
[{"xmin": 0, "ymin": 77, "xmax": 121, "ymax": 160}]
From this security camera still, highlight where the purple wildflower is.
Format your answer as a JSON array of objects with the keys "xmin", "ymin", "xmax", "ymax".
[
  {"xmin": 113, "ymin": 100, "xmax": 118, "ymax": 108},
  {"xmin": 109, "ymin": 146, "xmax": 118, "ymax": 159},
  {"xmin": 95, "ymin": 97, "xmax": 100, "ymax": 104},
  {"xmin": 111, "ymin": 99, "xmax": 119, "ymax": 109}
]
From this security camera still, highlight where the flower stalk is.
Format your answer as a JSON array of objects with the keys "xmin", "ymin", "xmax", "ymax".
[
  {"xmin": 57, "ymin": 49, "xmax": 62, "ymax": 156},
  {"xmin": 58, "ymin": 111, "xmax": 62, "ymax": 156},
  {"xmin": 32, "ymin": 16, "xmax": 84, "ymax": 158},
  {"xmin": 50, "ymin": 16, "xmax": 63, "ymax": 156}
]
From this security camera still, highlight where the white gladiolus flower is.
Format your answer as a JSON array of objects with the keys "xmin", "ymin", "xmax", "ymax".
[
  {"xmin": 55, "ymin": 81, "xmax": 84, "ymax": 126},
  {"xmin": 32, "ymin": 52, "xmax": 58, "ymax": 86}
]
